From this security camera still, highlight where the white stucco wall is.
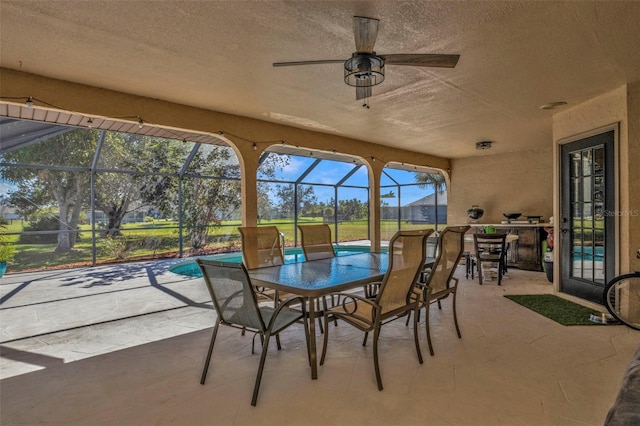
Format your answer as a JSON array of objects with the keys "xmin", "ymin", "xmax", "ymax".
[{"xmin": 448, "ymin": 148, "xmax": 554, "ymax": 225}]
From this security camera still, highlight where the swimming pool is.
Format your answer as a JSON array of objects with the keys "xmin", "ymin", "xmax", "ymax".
[
  {"xmin": 169, "ymin": 245, "xmax": 379, "ymax": 277},
  {"xmin": 573, "ymin": 245, "xmax": 605, "ymax": 261}
]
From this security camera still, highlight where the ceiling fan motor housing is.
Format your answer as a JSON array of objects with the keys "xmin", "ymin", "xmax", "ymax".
[{"xmin": 344, "ymin": 53, "xmax": 385, "ymax": 87}]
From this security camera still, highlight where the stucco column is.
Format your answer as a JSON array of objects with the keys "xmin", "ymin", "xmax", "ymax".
[
  {"xmin": 367, "ymin": 160, "xmax": 385, "ymax": 252},
  {"xmin": 228, "ymin": 138, "xmax": 259, "ymax": 227}
]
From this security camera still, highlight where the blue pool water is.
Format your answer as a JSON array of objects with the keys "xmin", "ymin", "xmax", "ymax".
[
  {"xmin": 573, "ymin": 246, "xmax": 605, "ymax": 261},
  {"xmin": 169, "ymin": 245, "xmax": 376, "ymax": 278}
]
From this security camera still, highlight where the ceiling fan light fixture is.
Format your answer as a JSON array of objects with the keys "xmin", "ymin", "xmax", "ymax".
[{"xmin": 344, "ymin": 53, "xmax": 385, "ymax": 87}]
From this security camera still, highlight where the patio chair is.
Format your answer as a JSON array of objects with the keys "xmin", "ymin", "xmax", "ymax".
[
  {"xmin": 238, "ymin": 226, "xmax": 285, "ymax": 269},
  {"xmin": 238, "ymin": 226, "xmax": 290, "ymax": 300},
  {"xmin": 238, "ymin": 226, "xmax": 289, "ymax": 340},
  {"xmin": 196, "ymin": 258, "xmax": 309, "ymax": 406},
  {"xmin": 413, "ymin": 225, "xmax": 470, "ymax": 356},
  {"xmin": 298, "ymin": 224, "xmax": 335, "ymax": 261},
  {"xmin": 473, "ymin": 233, "xmax": 508, "ymax": 285},
  {"xmin": 298, "ymin": 223, "xmax": 338, "ymax": 329},
  {"xmin": 320, "ymin": 229, "xmax": 432, "ymax": 390}
]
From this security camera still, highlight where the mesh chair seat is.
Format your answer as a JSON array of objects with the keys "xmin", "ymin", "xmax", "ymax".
[
  {"xmin": 258, "ymin": 306, "xmax": 306, "ymax": 334},
  {"xmin": 328, "ymin": 297, "xmax": 376, "ymax": 330}
]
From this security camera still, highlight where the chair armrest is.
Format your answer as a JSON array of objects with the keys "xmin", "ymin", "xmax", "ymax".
[
  {"xmin": 323, "ymin": 292, "xmax": 381, "ymax": 323},
  {"xmin": 271, "ymin": 295, "xmax": 307, "ymax": 319},
  {"xmin": 253, "ymin": 286, "xmax": 275, "ymax": 299},
  {"xmin": 264, "ymin": 295, "xmax": 307, "ymax": 333}
]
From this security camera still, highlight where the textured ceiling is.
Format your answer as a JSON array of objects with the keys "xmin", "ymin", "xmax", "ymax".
[{"xmin": 1, "ymin": 1, "xmax": 639, "ymax": 159}]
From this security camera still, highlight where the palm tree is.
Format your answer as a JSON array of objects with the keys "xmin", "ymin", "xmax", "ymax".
[
  {"xmin": 414, "ymin": 172, "xmax": 446, "ymax": 227},
  {"xmin": 414, "ymin": 172, "xmax": 446, "ymax": 193}
]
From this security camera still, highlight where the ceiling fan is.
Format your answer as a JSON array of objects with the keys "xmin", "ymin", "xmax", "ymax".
[{"xmin": 273, "ymin": 16, "xmax": 460, "ymax": 104}]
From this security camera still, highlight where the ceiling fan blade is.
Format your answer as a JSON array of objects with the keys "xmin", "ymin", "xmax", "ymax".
[
  {"xmin": 381, "ymin": 54, "xmax": 460, "ymax": 68},
  {"xmin": 353, "ymin": 16, "xmax": 379, "ymax": 53},
  {"xmin": 355, "ymin": 82, "xmax": 372, "ymax": 101},
  {"xmin": 273, "ymin": 59, "xmax": 344, "ymax": 67}
]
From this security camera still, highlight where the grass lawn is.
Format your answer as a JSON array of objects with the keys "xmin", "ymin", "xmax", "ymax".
[{"xmin": 4, "ymin": 218, "xmax": 440, "ymax": 273}]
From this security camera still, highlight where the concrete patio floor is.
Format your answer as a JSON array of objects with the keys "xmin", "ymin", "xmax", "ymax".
[{"xmin": 1, "ymin": 258, "xmax": 639, "ymax": 425}]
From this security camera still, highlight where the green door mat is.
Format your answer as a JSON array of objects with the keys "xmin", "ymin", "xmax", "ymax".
[{"xmin": 504, "ymin": 294, "xmax": 602, "ymax": 326}]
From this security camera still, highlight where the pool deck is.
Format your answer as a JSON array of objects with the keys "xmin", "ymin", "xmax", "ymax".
[
  {"xmin": 0, "ymin": 258, "xmax": 204, "ymax": 346},
  {"xmin": 2, "ymin": 257, "xmax": 639, "ymax": 425}
]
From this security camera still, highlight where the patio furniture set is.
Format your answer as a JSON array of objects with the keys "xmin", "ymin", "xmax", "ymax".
[{"xmin": 197, "ymin": 224, "xmax": 472, "ymax": 405}]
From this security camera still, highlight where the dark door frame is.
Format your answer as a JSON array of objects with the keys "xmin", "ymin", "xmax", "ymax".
[{"xmin": 557, "ymin": 123, "xmax": 619, "ymax": 303}]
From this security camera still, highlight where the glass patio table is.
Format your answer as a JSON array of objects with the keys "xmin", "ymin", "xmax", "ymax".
[{"xmin": 248, "ymin": 252, "xmax": 389, "ymax": 380}]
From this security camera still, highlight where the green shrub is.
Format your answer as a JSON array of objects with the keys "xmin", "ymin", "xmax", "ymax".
[
  {"xmin": 0, "ymin": 225, "xmax": 16, "ymax": 263},
  {"xmin": 101, "ymin": 235, "xmax": 133, "ymax": 260},
  {"xmin": 20, "ymin": 210, "xmax": 82, "ymax": 244},
  {"xmin": 0, "ymin": 241, "xmax": 16, "ymax": 263}
]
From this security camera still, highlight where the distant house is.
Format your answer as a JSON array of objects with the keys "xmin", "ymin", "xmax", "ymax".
[
  {"xmin": 0, "ymin": 205, "xmax": 20, "ymax": 220},
  {"xmin": 405, "ymin": 192, "xmax": 447, "ymax": 223},
  {"xmin": 381, "ymin": 192, "xmax": 447, "ymax": 224}
]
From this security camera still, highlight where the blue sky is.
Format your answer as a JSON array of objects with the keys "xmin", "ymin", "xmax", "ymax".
[
  {"xmin": 258, "ymin": 153, "xmax": 436, "ymax": 205},
  {"xmin": 1, "ymin": 162, "xmax": 435, "ymax": 206},
  {"xmin": 0, "ymin": 150, "xmax": 437, "ymax": 207},
  {"xmin": 0, "ymin": 180, "xmax": 15, "ymax": 196}
]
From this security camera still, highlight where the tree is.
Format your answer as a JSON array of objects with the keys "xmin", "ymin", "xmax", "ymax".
[
  {"xmin": 5, "ymin": 177, "xmax": 49, "ymax": 220},
  {"xmin": 256, "ymin": 153, "xmax": 290, "ymax": 223},
  {"xmin": 338, "ymin": 198, "xmax": 368, "ymax": 221},
  {"xmin": 1, "ymin": 129, "xmax": 96, "ymax": 252},
  {"xmin": 129, "ymin": 137, "xmax": 188, "ymax": 219},
  {"xmin": 414, "ymin": 172, "xmax": 446, "ymax": 193},
  {"xmin": 95, "ymin": 133, "xmax": 151, "ymax": 236},
  {"xmin": 99, "ymin": 133, "xmax": 203, "ymax": 237},
  {"xmin": 414, "ymin": 172, "xmax": 446, "ymax": 224},
  {"xmin": 275, "ymin": 184, "xmax": 316, "ymax": 219},
  {"xmin": 133, "ymin": 141, "xmax": 241, "ymax": 250},
  {"xmin": 181, "ymin": 147, "xmax": 241, "ymax": 250}
]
